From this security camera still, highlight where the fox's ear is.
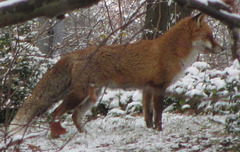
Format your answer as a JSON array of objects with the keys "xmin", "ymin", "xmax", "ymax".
[{"xmin": 192, "ymin": 13, "xmax": 205, "ymax": 27}]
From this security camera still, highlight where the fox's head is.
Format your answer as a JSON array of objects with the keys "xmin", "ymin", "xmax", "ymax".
[{"xmin": 189, "ymin": 13, "xmax": 222, "ymax": 53}]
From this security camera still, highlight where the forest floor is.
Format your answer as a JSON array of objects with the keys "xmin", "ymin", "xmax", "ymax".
[{"xmin": 0, "ymin": 108, "xmax": 239, "ymax": 151}]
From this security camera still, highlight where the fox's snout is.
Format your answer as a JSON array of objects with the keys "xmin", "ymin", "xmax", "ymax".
[{"xmin": 204, "ymin": 39, "xmax": 223, "ymax": 54}]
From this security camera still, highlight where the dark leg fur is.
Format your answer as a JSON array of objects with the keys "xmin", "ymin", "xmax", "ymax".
[
  {"xmin": 142, "ymin": 87, "xmax": 165, "ymax": 131},
  {"xmin": 153, "ymin": 88, "xmax": 165, "ymax": 131},
  {"xmin": 142, "ymin": 87, "xmax": 153, "ymax": 128}
]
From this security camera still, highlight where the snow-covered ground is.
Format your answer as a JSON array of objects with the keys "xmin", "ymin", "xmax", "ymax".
[
  {"xmin": 0, "ymin": 90, "xmax": 239, "ymax": 151},
  {"xmin": 1, "ymin": 60, "xmax": 240, "ymax": 151},
  {"xmin": 1, "ymin": 112, "xmax": 239, "ymax": 151}
]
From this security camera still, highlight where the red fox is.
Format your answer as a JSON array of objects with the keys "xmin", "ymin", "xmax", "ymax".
[{"xmin": 9, "ymin": 13, "xmax": 221, "ymax": 138}]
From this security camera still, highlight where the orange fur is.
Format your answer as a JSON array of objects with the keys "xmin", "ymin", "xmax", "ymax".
[
  {"xmin": 88, "ymin": 85, "xmax": 97, "ymax": 103},
  {"xmin": 50, "ymin": 121, "xmax": 67, "ymax": 138}
]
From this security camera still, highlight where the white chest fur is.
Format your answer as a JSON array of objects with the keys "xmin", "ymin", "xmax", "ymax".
[
  {"xmin": 181, "ymin": 48, "xmax": 200, "ymax": 70},
  {"xmin": 171, "ymin": 39, "xmax": 208, "ymax": 85}
]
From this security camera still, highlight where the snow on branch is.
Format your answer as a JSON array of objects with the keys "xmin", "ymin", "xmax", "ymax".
[
  {"xmin": 174, "ymin": 0, "xmax": 240, "ymax": 28},
  {"xmin": 0, "ymin": 0, "xmax": 100, "ymax": 28}
]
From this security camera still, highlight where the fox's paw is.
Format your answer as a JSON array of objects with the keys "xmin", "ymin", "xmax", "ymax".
[{"xmin": 50, "ymin": 121, "xmax": 67, "ymax": 138}]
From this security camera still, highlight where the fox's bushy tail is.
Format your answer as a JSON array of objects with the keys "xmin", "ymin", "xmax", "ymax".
[{"xmin": 9, "ymin": 57, "xmax": 72, "ymax": 136}]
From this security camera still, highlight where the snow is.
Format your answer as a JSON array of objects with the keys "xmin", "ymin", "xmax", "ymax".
[
  {"xmin": 168, "ymin": 60, "xmax": 240, "ymax": 99},
  {"xmin": 125, "ymin": 101, "xmax": 142, "ymax": 114},
  {"xmin": 0, "ymin": 0, "xmax": 27, "ymax": 8},
  {"xmin": 209, "ymin": 0, "xmax": 227, "ymax": 5},
  {"xmin": 220, "ymin": 10, "xmax": 240, "ymax": 19},
  {"xmin": 101, "ymin": 89, "xmax": 142, "ymax": 109},
  {"xmin": 192, "ymin": 61, "xmax": 210, "ymax": 70},
  {"xmin": 210, "ymin": 77, "xmax": 225, "ymax": 90},
  {"xmin": 181, "ymin": 104, "xmax": 190, "ymax": 110},
  {"xmin": 196, "ymin": 0, "xmax": 208, "ymax": 5},
  {"xmin": 195, "ymin": 0, "xmax": 233, "ymax": 8},
  {"xmin": 1, "ymin": 113, "xmax": 238, "ymax": 151},
  {"xmin": 185, "ymin": 88, "xmax": 207, "ymax": 98},
  {"xmin": 107, "ymin": 108, "xmax": 125, "ymax": 117}
]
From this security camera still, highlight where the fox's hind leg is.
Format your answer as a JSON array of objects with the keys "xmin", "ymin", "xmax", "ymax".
[
  {"xmin": 50, "ymin": 91, "xmax": 85, "ymax": 138},
  {"xmin": 72, "ymin": 87, "xmax": 102, "ymax": 133},
  {"xmin": 72, "ymin": 98, "xmax": 95, "ymax": 133}
]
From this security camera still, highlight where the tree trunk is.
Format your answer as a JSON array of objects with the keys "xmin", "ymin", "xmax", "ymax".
[
  {"xmin": 36, "ymin": 18, "xmax": 65, "ymax": 56},
  {"xmin": 143, "ymin": 0, "xmax": 192, "ymax": 40},
  {"xmin": 231, "ymin": 28, "xmax": 240, "ymax": 61}
]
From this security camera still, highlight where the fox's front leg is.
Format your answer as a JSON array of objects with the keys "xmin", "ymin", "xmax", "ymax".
[
  {"xmin": 153, "ymin": 87, "xmax": 165, "ymax": 131},
  {"xmin": 142, "ymin": 87, "xmax": 153, "ymax": 128}
]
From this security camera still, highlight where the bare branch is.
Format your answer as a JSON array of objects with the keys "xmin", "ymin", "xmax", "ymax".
[
  {"xmin": 174, "ymin": 0, "xmax": 240, "ymax": 28},
  {"xmin": 0, "ymin": 0, "xmax": 100, "ymax": 28},
  {"xmin": 1, "ymin": 0, "xmax": 240, "ymax": 29}
]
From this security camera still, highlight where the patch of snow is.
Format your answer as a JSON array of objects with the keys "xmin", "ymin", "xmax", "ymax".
[
  {"xmin": 181, "ymin": 104, "xmax": 190, "ymax": 110},
  {"xmin": 126, "ymin": 101, "xmax": 142, "ymax": 114},
  {"xmin": 107, "ymin": 108, "xmax": 125, "ymax": 117},
  {"xmin": 0, "ymin": 0, "xmax": 27, "ymax": 8},
  {"xmin": 101, "ymin": 90, "xmax": 141, "ymax": 109},
  {"xmin": 192, "ymin": 61, "xmax": 210, "ymax": 70},
  {"xmin": 109, "ymin": 99, "xmax": 120, "ymax": 109},
  {"xmin": 185, "ymin": 88, "xmax": 207, "ymax": 97},
  {"xmin": 185, "ymin": 66, "xmax": 199, "ymax": 75},
  {"xmin": 210, "ymin": 77, "xmax": 226, "ymax": 90},
  {"xmin": 174, "ymin": 87, "xmax": 185, "ymax": 94}
]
